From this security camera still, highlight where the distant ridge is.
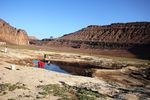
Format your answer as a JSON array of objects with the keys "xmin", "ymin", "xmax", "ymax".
[
  {"xmin": 60, "ymin": 22, "xmax": 150, "ymax": 44},
  {"xmin": 28, "ymin": 36, "xmax": 39, "ymax": 40},
  {"xmin": 41, "ymin": 22, "xmax": 150, "ymax": 59}
]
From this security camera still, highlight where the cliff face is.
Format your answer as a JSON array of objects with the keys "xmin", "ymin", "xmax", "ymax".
[
  {"xmin": 0, "ymin": 19, "xmax": 29, "ymax": 45},
  {"xmin": 60, "ymin": 22, "xmax": 150, "ymax": 44},
  {"xmin": 44, "ymin": 22, "xmax": 150, "ymax": 49}
]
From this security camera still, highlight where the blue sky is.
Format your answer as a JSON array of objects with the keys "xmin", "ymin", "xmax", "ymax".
[{"xmin": 0, "ymin": 0, "xmax": 150, "ymax": 39}]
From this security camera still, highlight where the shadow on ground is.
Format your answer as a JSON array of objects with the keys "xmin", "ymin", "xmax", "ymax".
[{"xmin": 128, "ymin": 44, "xmax": 150, "ymax": 60}]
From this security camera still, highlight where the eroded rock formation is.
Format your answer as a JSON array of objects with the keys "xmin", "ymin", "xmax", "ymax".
[
  {"xmin": 0, "ymin": 19, "xmax": 29, "ymax": 45},
  {"xmin": 43, "ymin": 22, "xmax": 150, "ymax": 49},
  {"xmin": 61, "ymin": 22, "xmax": 150, "ymax": 44}
]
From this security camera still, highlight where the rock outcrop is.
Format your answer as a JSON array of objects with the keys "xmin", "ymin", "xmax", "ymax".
[
  {"xmin": 0, "ymin": 19, "xmax": 29, "ymax": 45},
  {"xmin": 60, "ymin": 22, "xmax": 150, "ymax": 44}
]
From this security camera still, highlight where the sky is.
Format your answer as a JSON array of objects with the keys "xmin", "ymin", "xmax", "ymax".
[{"xmin": 0, "ymin": 0, "xmax": 150, "ymax": 39}]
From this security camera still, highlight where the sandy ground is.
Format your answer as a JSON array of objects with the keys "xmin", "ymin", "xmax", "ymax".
[{"xmin": 0, "ymin": 47, "xmax": 150, "ymax": 100}]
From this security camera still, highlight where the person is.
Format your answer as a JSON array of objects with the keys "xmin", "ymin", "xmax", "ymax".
[
  {"xmin": 38, "ymin": 60, "xmax": 45, "ymax": 68},
  {"xmin": 44, "ymin": 55, "xmax": 49, "ymax": 63}
]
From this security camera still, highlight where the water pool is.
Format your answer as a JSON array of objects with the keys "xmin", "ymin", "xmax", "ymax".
[{"xmin": 33, "ymin": 60, "xmax": 68, "ymax": 74}]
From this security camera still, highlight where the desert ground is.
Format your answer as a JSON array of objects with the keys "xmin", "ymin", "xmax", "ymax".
[{"xmin": 0, "ymin": 45, "xmax": 150, "ymax": 100}]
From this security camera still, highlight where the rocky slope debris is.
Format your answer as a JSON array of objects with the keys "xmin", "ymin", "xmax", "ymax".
[{"xmin": 0, "ymin": 19, "xmax": 29, "ymax": 45}]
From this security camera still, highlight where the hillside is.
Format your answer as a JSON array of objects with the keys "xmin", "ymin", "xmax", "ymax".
[
  {"xmin": 0, "ymin": 19, "xmax": 29, "ymax": 45},
  {"xmin": 41, "ymin": 22, "xmax": 150, "ymax": 59},
  {"xmin": 44, "ymin": 22, "xmax": 150, "ymax": 48},
  {"xmin": 61, "ymin": 22, "xmax": 150, "ymax": 44}
]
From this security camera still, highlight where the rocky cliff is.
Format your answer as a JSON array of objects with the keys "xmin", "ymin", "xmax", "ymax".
[
  {"xmin": 44, "ymin": 22, "xmax": 150, "ymax": 49},
  {"xmin": 61, "ymin": 22, "xmax": 150, "ymax": 44},
  {"xmin": 0, "ymin": 19, "xmax": 29, "ymax": 45}
]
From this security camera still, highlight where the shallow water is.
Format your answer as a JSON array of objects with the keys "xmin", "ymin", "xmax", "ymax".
[
  {"xmin": 33, "ymin": 60, "xmax": 92, "ymax": 76},
  {"xmin": 33, "ymin": 60, "xmax": 68, "ymax": 74}
]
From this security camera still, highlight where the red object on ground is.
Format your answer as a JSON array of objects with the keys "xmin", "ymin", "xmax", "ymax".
[{"xmin": 38, "ymin": 61, "xmax": 45, "ymax": 68}]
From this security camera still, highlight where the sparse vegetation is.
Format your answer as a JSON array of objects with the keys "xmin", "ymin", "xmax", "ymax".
[
  {"xmin": 0, "ymin": 40, "xmax": 150, "ymax": 100},
  {"xmin": 0, "ymin": 83, "xmax": 29, "ymax": 96},
  {"xmin": 37, "ymin": 83, "xmax": 105, "ymax": 100},
  {"xmin": 7, "ymin": 99, "xmax": 16, "ymax": 100}
]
